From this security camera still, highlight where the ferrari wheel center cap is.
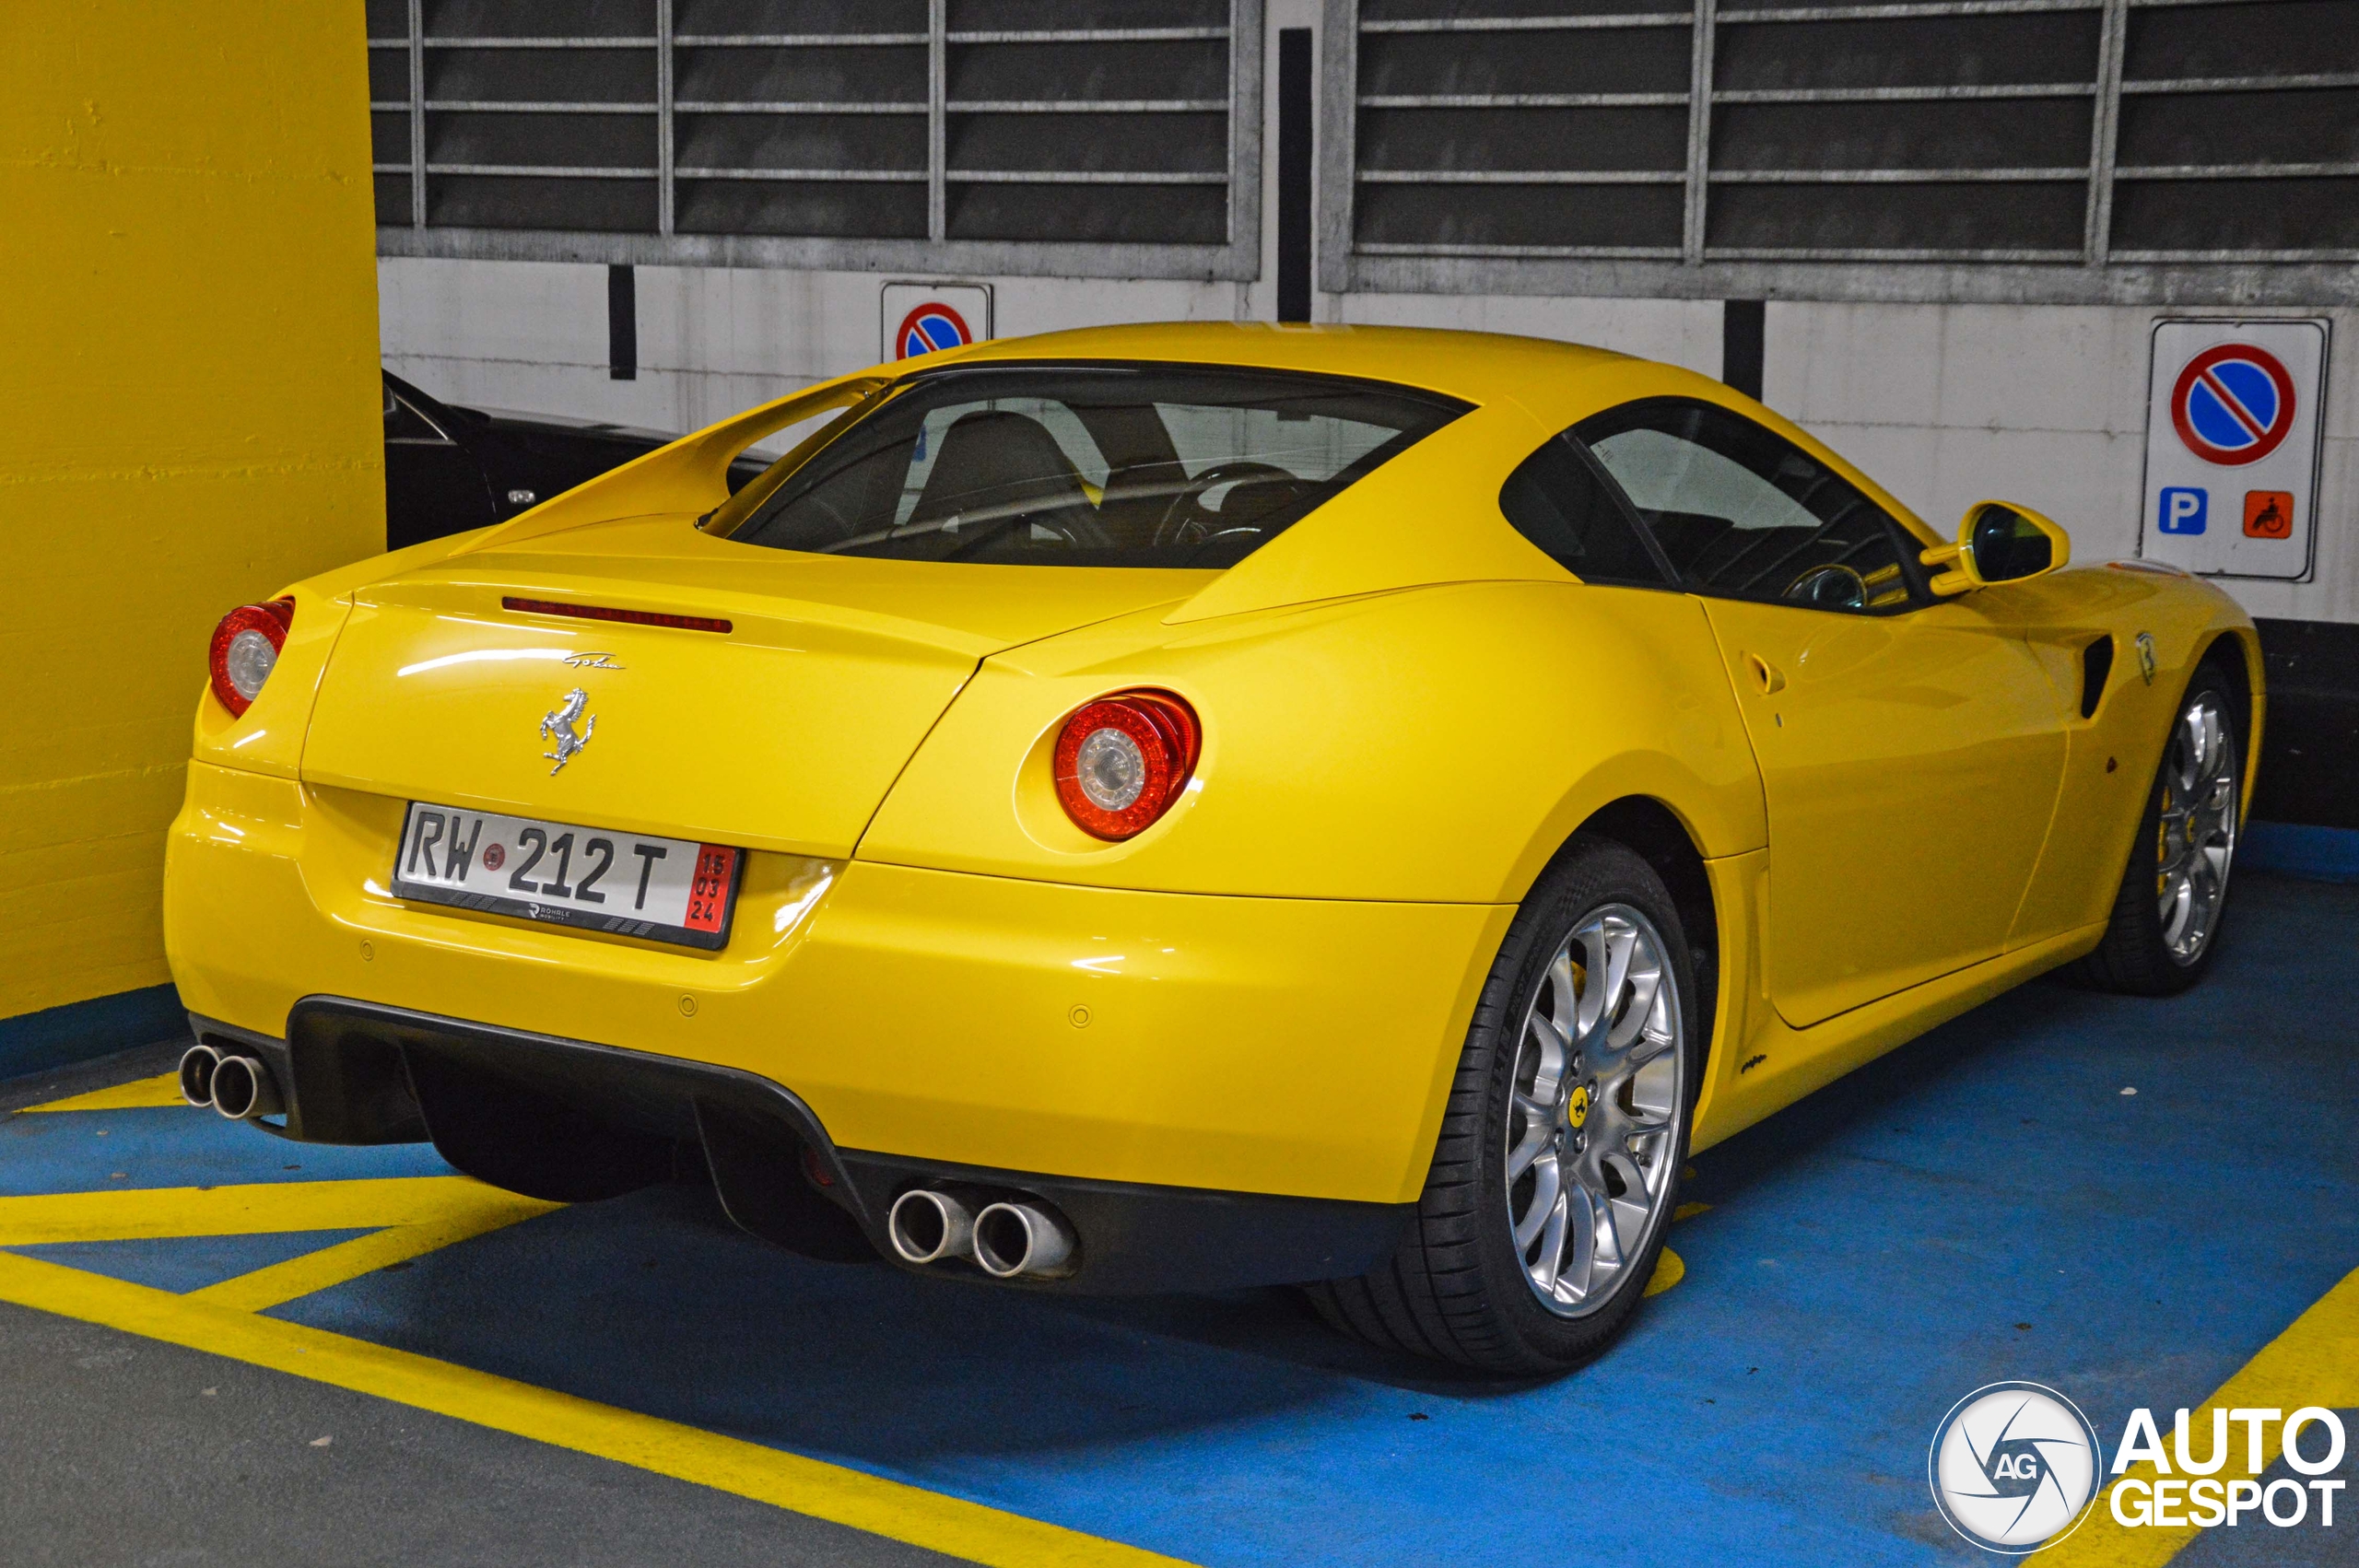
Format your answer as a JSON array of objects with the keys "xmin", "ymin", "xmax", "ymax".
[{"xmin": 1566, "ymin": 1083, "xmax": 1591, "ymax": 1130}]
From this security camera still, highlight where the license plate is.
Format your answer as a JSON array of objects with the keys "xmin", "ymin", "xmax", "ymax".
[{"xmin": 392, "ymin": 803, "xmax": 742, "ymax": 951}]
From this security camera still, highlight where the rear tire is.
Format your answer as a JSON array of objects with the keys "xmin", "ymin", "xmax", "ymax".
[
  {"xmin": 1307, "ymin": 838, "xmax": 1698, "ymax": 1374},
  {"xmin": 2075, "ymin": 659, "xmax": 2247, "ymax": 996}
]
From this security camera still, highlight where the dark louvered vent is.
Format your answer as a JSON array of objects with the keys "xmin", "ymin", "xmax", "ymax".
[
  {"xmin": 1331, "ymin": 0, "xmax": 2355, "ymax": 300},
  {"xmin": 370, "ymin": 0, "xmax": 1256, "ymax": 275}
]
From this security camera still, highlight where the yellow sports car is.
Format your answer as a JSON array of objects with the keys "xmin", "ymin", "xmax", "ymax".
[{"xmin": 165, "ymin": 325, "xmax": 2258, "ymax": 1372}]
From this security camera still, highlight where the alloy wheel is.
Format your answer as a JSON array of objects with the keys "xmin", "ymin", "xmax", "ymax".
[
  {"xmin": 2156, "ymin": 692, "xmax": 2239, "ymax": 965},
  {"xmin": 1503, "ymin": 904, "xmax": 1685, "ymax": 1316}
]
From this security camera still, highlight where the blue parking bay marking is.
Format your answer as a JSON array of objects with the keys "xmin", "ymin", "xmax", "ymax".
[
  {"xmin": 4, "ymin": 872, "xmax": 2355, "ymax": 1566},
  {"xmin": 0, "ymin": 1098, "xmax": 452, "ymax": 1198},
  {"xmin": 12, "ymin": 1228, "xmax": 376, "ymax": 1293}
]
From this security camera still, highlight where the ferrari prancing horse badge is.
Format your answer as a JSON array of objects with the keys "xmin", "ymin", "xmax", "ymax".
[{"xmin": 539, "ymin": 688, "xmax": 595, "ymax": 774}]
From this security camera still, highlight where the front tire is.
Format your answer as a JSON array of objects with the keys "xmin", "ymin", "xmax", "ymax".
[
  {"xmin": 1308, "ymin": 839, "xmax": 1698, "ymax": 1373},
  {"xmin": 2077, "ymin": 661, "xmax": 2246, "ymax": 996}
]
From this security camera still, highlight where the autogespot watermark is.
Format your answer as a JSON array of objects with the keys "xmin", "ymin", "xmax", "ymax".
[
  {"xmin": 2107, "ymin": 1405, "xmax": 2347, "ymax": 1533},
  {"xmin": 1930, "ymin": 1384, "xmax": 2104, "ymax": 1553},
  {"xmin": 1930, "ymin": 1385, "xmax": 2349, "ymax": 1554}
]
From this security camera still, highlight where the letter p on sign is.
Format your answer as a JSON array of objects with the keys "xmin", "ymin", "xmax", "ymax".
[{"xmin": 2160, "ymin": 487, "xmax": 2207, "ymax": 535}]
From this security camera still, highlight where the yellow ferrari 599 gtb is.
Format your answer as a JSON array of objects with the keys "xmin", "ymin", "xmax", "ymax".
[{"xmin": 166, "ymin": 325, "xmax": 2258, "ymax": 1371}]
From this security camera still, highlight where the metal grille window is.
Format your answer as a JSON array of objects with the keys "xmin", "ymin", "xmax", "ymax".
[
  {"xmin": 1320, "ymin": 0, "xmax": 2357, "ymax": 304},
  {"xmin": 369, "ymin": 0, "xmax": 1261, "ymax": 278}
]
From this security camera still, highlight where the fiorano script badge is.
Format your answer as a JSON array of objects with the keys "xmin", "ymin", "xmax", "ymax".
[{"xmin": 539, "ymin": 687, "xmax": 595, "ymax": 774}]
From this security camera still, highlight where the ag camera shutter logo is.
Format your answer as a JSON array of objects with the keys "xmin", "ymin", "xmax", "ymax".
[{"xmin": 1930, "ymin": 1383, "xmax": 2104, "ymax": 1553}]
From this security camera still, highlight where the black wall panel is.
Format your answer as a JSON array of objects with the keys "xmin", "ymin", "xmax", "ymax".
[{"xmin": 373, "ymin": 0, "xmax": 1244, "ymax": 252}]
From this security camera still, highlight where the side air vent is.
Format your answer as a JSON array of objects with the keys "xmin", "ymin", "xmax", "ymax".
[{"xmin": 2081, "ymin": 636, "xmax": 2115, "ymax": 720}]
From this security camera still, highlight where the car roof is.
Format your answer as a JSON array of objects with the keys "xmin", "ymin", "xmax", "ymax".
[
  {"xmin": 913, "ymin": 322, "xmax": 1943, "ymax": 622},
  {"xmin": 938, "ymin": 322, "xmax": 1633, "ymax": 405}
]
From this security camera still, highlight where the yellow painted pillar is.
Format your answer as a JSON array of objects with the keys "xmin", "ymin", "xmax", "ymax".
[{"xmin": 0, "ymin": 6, "xmax": 383, "ymax": 1058}]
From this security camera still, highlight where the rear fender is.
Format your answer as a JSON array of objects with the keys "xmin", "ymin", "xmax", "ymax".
[
  {"xmin": 859, "ymin": 579, "xmax": 1766, "ymax": 903},
  {"xmin": 191, "ymin": 532, "xmax": 510, "ymax": 778}
]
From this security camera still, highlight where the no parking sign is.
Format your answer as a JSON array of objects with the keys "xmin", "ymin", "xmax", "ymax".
[
  {"xmin": 880, "ymin": 282, "xmax": 992, "ymax": 363},
  {"xmin": 2139, "ymin": 319, "xmax": 2328, "ymax": 580}
]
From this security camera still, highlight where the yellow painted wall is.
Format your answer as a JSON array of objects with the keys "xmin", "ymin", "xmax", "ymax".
[{"xmin": 0, "ymin": 7, "xmax": 383, "ymax": 1019}]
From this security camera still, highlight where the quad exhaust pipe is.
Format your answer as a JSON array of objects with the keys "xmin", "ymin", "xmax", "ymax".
[
  {"xmin": 971, "ymin": 1200, "xmax": 1075, "ymax": 1280},
  {"xmin": 178, "ymin": 1044, "xmax": 220, "ymax": 1108},
  {"xmin": 886, "ymin": 1188, "xmax": 976, "ymax": 1265},
  {"xmin": 178, "ymin": 1043, "xmax": 285, "ymax": 1121},
  {"xmin": 886, "ymin": 1187, "xmax": 1077, "ymax": 1280}
]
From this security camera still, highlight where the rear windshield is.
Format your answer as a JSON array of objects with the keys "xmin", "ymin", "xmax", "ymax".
[{"xmin": 721, "ymin": 364, "xmax": 1467, "ymax": 568}]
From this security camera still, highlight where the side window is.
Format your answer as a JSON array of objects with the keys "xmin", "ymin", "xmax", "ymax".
[
  {"xmin": 1498, "ymin": 436, "xmax": 1673, "ymax": 588},
  {"xmin": 1573, "ymin": 399, "xmax": 1922, "ymax": 614}
]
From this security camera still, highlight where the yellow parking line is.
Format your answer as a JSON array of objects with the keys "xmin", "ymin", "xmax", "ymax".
[
  {"xmin": 189, "ymin": 1192, "xmax": 560, "ymax": 1312},
  {"xmin": 18, "ymin": 1072, "xmax": 188, "ymax": 1113},
  {"xmin": 0, "ymin": 1176, "xmax": 525, "ymax": 1246},
  {"xmin": 2040, "ymin": 1262, "xmax": 2359, "ymax": 1567},
  {"xmin": 0, "ymin": 1250, "xmax": 1191, "ymax": 1568}
]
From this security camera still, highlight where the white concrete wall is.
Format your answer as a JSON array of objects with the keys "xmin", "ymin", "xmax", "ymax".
[
  {"xmin": 377, "ymin": 0, "xmax": 2356, "ymax": 626},
  {"xmin": 1764, "ymin": 302, "xmax": 2358, "ymax": 626},
  {"xmin": 381, "ymin": 255, "xmax": 2354, "ymax": 624},
  {"xmin": 378, "ymin": 259, "xmax": 1256, "ymax": 452}
]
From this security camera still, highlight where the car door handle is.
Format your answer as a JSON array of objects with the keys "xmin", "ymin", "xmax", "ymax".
[{"xmin": 1744, "ymin": 652, "xmax": 1787, "ymax": 694}]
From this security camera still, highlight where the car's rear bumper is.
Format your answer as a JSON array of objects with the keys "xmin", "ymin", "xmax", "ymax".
[
  {"xmin": 166, "ymin": 761, "xmax": 1511, "ymax": 1211},
  {"xmin": 189, "ymin": 999, "xmax": 1412, "ymax": 1293}
]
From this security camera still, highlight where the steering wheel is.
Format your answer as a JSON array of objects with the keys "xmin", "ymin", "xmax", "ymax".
[
  {"xmin": 1152, "ymin": 462, "xmax": 1302, "ymax": 548},
  {"xmin": 1784, "ymin": 563, "xmax": 1867, "ymax": 611}
]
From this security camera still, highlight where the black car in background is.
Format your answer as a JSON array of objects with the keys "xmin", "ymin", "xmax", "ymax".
[{"xmin": 382, "ymin": 371, "xmax": 766, "ymax": 551}]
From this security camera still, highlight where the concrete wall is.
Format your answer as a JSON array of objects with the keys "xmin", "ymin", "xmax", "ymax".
[
  {"xmin": 0, "ymin": 7, "xmax": 383, "ymax": 1032},
  {"xmin": 1765, "ymin": 303, "xmax": 2358, "ymax": 628},
  {"xmin": 380, "ymin": 252, "xmax": 2355, "ymax": 627}
]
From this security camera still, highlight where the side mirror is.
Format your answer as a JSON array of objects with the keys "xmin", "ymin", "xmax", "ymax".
[{"xmin": 1921, "ymin": 500, "xmax": 2071, "ymax": 595}]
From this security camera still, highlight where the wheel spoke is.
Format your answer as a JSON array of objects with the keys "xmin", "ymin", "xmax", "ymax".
[
  {"xmin": 1595, "ymin": 1155, "xmax": 1648, "ymax": 1265},
  {"xmin": 2187, "ymin": 847, "xmax": 2224, "ymax": 914},
  {"xmin": 1575, "ymin": 925, "xmax": 1633, "ymax": 1055},
  {"xmin": 1609, "ymin": 957, "xmax": 1662, "ymax": 1053},
  {"xmin": 1624, "ymin": 1096, "xmax": 1677, "ymax": 1137},
  {"xmin": 1559, "ymin": 1185, "xmax": 1597, "ymax": 1302},
  {"xmin": 1533, "ymin": 1187, "xmax": 1570, "ymax": 1293},
  {"xmin": 1514, "ymin": 1151, "xmax": 1561, "ymax": 1252},
  {"xmin": 1573, "ymin": 922, "xmax": 1613, "ymax": 1036},
  {"xmin": 2159, "ymin": 872, "xmax": 2193, "ymax": 946},
  {"xmin": 1544, "ymin": 949, "xmax": 1579, "ymax": 1049},
  {"xmin": 1624, "ymin": 1031, "xmax": 1675, "ymax": 1070},
  {"xmin": 2174, "ymin": 712, "xmax": 2204, "ymax": 795},
  {"xmin": 1599, "ymin": 925, "xmax": 1635, "ymax": 1029},
  {"xmin": 1506, "ymin": 1117, "xmax": 1554, "ymax": 1182},
  {"xmin": 1525, "ymin": 1010, "xmax": 1568, "ymax": 1098}
]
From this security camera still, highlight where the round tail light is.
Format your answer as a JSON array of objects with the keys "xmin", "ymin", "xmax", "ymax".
[
  {"xmin": 1052, "ymin": 690, "xmax": 1201, "ymax": 841},
  {"xmin": 207, "ymin": 598, "xmax": 295, "ymax": 718}
]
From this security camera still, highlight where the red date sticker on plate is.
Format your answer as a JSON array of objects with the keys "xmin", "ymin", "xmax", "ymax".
[{"xmin": 686, "ymin": 846, "xmax": 737, "ymax": 933}]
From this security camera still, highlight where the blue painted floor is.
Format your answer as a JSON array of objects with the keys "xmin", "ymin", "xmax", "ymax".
[{"xmin": 6, "ymin": 872, "xmax": 2356, "ymax": 1565}]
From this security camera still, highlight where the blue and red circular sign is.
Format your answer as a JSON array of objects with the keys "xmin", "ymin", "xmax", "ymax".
[
  {"xmin": 2170, "ymin": 343, "xmax": 2296, "ymax": 466},
  {"xmin": 896, "ymin": 302, "xmax": 973, "ymax": 360}
]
